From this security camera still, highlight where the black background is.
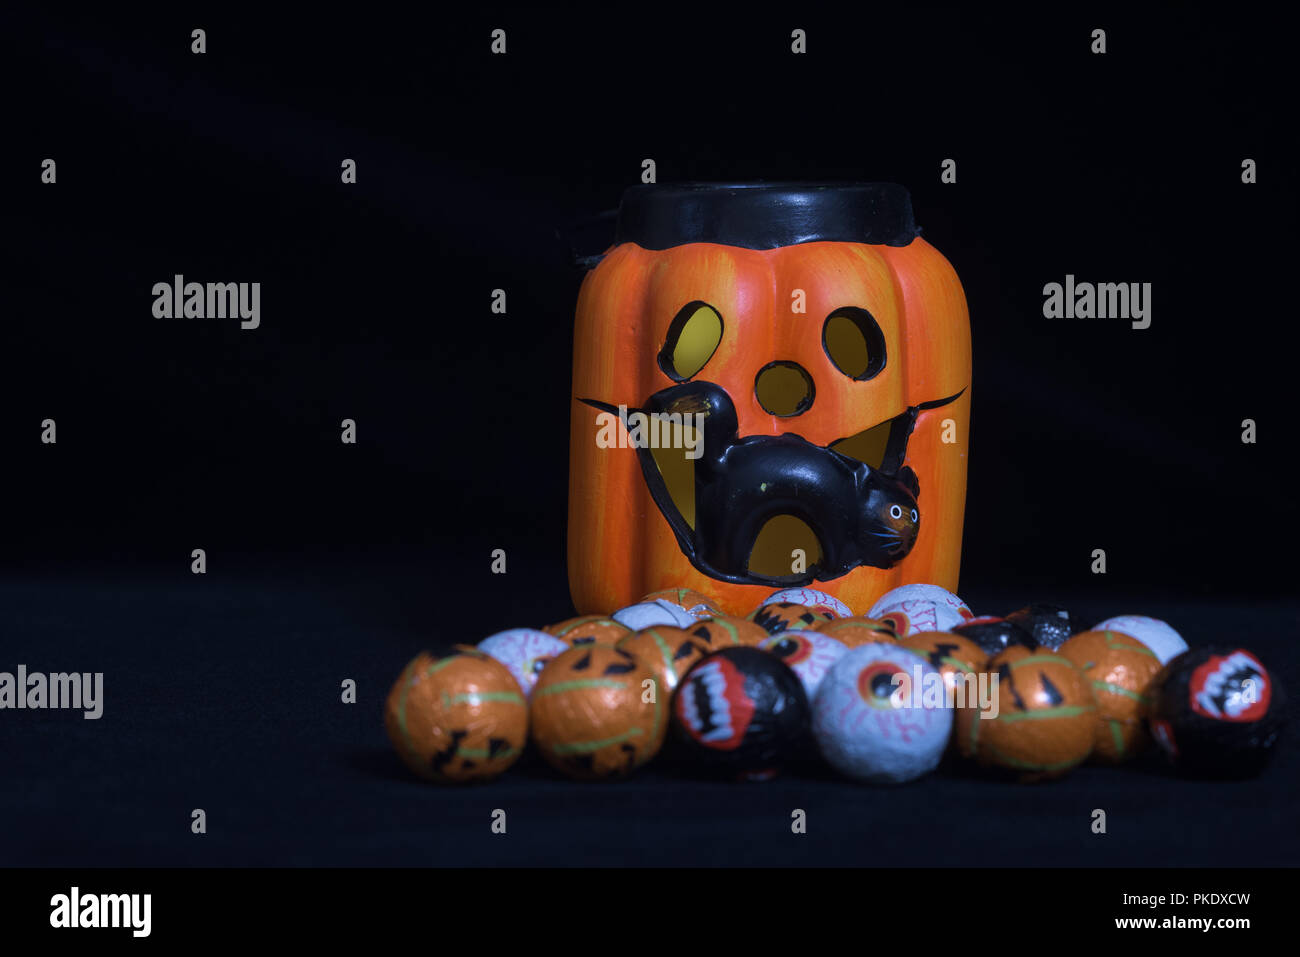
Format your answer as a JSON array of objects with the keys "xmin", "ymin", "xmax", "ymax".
[{"xmin": 2, "ymin": 7, "xmax": 1297, "ymax": 868}]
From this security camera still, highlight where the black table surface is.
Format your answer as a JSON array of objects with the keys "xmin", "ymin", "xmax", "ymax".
[{"xmin": 3, "ymin": 552, "xmax": 1295, "ymax": 868}]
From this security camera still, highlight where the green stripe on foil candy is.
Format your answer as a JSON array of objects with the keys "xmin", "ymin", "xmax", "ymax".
[
  {"xmin": 536, "ymin": 678, "xmax": 627, "ymax": 696},
  {"xmin": 1104, "ymin": 629, "xmax": 1158, "ymax": 658},
  {"xmin": 645, "ymin": 630, "xmax": 676, "ymax": 675},
  {"xmin": 992, "ymin": 704, "xmax": 1096, "ymax": 723},
  {"xmin": 650, "ymin": 674, "xmax": 663, "ymax": 745},
  {"xmin": 1091, "ymin": 680, "xmax": 1150, "ymax": 705},
  {"xmin": 705, "ymin": 619, "xmax": 745, "ymax": 645},
  {"xmin": 423, "ymin": 655, "xmax": 461, "ymax": 678},
  {"xmin": 442, "ymin": 690, "xmax": 526, "ymax": 709},
  {"xmin": 1108, "ymin": 719, "xmax": 1127, "ymax": 758},
  {"xmin": 1009, "ymin": 655, "xmax": 1077, "ymax": 670}
]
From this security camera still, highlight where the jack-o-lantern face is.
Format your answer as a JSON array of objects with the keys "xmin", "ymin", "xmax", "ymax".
[{"xmin": 569, "ymin": 184, "xmax": 971, "ymax": 617}]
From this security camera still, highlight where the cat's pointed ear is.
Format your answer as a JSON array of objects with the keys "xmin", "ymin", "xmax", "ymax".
[{"xmin": 897, "ymin": 466, "xmax": 920, "ymax": 498}]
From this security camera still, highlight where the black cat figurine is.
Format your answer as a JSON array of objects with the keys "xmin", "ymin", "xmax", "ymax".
[{"xmin": 583, "ymin": 381, "xmax": 922, "ymax": 586}]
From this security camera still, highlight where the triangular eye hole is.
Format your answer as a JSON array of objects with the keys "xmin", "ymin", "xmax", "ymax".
[
  {"xmin": 659, "ymin": 301, "xmax": 723, "ymax": 381},
  {"xmin": 823, "ymin": 307, "xmax": 886, "ymax": 380}
]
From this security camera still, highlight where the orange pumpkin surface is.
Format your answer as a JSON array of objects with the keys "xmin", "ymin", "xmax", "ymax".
[{"xmin": 568, "ymin": 188, "xmax": 970, "ymax": 617}]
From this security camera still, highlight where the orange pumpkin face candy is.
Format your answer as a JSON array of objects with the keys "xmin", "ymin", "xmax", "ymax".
[
  {"xmin": 616, "ymin": 627, "xmax": 711, "ymax": 696},
  {"xmin": 956, "ymin": 646, "xmax": 1097, "ymax": 782},
  {"xmin": 750, "ymin": 602, "xmax": 834, "ymax": 636},
  {"xmin": 543, "ymin": 615, "xmax": 631, "ymax": 646},
  {"xmin": 688, "ymin": 614, "xmax": 770, "ymax": 648},
  {"xmin": 567, "ymin": 184, "xmax": 972, "ymax": 618},
  {"xmin": 814, "ymin": 616, "xmax": 900, "ymax": 647},
  {"xmin": 384, "ymin": 651, "xmax": 528, "ymax": 784},
  {"xmin": 899, "ymin": 631, "xmax": 987, "ymax": 709},
  {"xmin": 530, "ymin": 644, "xmax": 666, "ymax": 780},
  {"xmin": 1059, "ymin": 629, "xmax": 1163, "ymax": 763}
]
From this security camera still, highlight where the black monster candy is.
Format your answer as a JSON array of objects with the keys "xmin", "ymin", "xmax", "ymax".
[
  {"xmin": 1004, "ymin": 603, "xmax": 1081, "ymax": 651},
  {"xmin": 671, "ymin": 647, "xmax": 809, "ymax": 780},
  {"xmin": 953, "ymin": 616, "xmax": 1035, "ymax": 657},
  {"xmin": 1148, "ymin": 646, "xmax": 1286, "ymax": 778}
]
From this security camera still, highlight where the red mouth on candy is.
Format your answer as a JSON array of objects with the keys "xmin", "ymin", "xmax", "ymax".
[
  {"xmin": 676, "ymin": 658, "xmax": 756, "ymax": 750},
  {"xmin": 1190, "ymin": 651, "xmax": 1270, "ymax": 722}
]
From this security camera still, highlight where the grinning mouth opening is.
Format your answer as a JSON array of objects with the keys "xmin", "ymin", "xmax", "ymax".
[
  {"xmin": 831, "ymin": 417, "xmax": 894, "ymax": 470},
  {"xmin": 648, "ymin": 419, "xmax": 701, "ymax": 530},
  {"xmin": 830, "ymin": 410, "xmax": 914, "ymax": 474},
  {"xmin": 678, "ymin": 659, "xmax": 753, "ymax": 750}
]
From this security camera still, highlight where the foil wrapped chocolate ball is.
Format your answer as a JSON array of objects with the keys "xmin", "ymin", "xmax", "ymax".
[
  {"xmin": 899, "ymin": 631, "xmax": 988, "ymax": 709},
  {"xmin": 639, "ymin": 588, "xmax": 722, "ymax": 620},
  {"xmin": 1004, "ymin": 603, "xmax": 1081, "ymax": 651},
  {"xmin": 758, "ymin": 630, "xmax": 850, "ymax": 699},
  {"xmin": 867, "ymin": 583, "xmax": 973, "ymax": 636},
  {"xmin": 957, "ymin": 645, "xmax": 1097, "ymax": 781},
  {"xmin": 953, "ymin": 616, "xmax": 1034, "ymax": 657},
  {"xmin": 543, "ymin": 615, "xmax": 632, "ymax": 646},
  {"xmin": 384, "ymin": 650, "xmax": 528, "ymax": 784},
  {"xmin": 759, "ymin": 587, "xmax": 853, "ymax": 619},
  {"xmin": 616, "ymin": 627, "xmax": 711, "ymax": 697},
  {"xmin": 1093, "ymin": 614, "xmax": 1188, "ymax": 665},
  {"xmin": 813, "ymin": 616, "xmax": 900, "ymax": 647},
  {"xmin": 1148, "ymin": 647, "xmax": 1286, "ymax": 778},
  {"xmin": 671, "ymin": 647, "xmax": 810, "ymax": 780},
  {"xmin": 1059, "ymin": 629, "xmax": 1163, "ymax": 763},
  {"xmin": 812, "ymin": 643, "xmax": 953, "ymax": 783},
  {"xmin": 749, "ymin": 601, "xmax": 836, "ymax": 635},
  {"xmin": 477, "ymin": 628, "xmax": 571, "ymax": 696},
  {"xmin": 530, "ymin": 644, "xmax": 666, "ymax": 779},
  {"xmin": 689, "ymin": 614, "xmax": 771, "ymax": 648}
]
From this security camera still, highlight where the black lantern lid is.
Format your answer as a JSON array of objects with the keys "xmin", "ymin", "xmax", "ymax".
[{"xmin": 613, "ymin": 182, "xmax": 919, "ymax": 251}]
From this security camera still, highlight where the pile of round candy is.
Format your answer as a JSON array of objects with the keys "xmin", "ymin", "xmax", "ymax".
[{"xmin": 384, "ymin": 584, "xmax": 1287, "ymax": 785}]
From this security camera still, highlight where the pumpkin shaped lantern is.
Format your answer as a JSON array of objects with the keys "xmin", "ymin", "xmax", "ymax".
[{"xmin": 568, "ymin": 183, "xmax": 971, "ymax": 617}]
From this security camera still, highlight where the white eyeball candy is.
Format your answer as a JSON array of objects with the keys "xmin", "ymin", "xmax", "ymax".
[
  {"xmin": 477, "ymin": 629, "xmax": 570, "ymax": 696},
  {"xmin": 759, "ymin": 588, "xmax": 854, "ymax": 619},
  {"xmin": 611, "ymin": 599, "xmax": 700, "ymax": 630},
  {"xmin": 758, "ymin": 630, "xmax": 849, "ymax": 699},
  {"xmin": 867, "ymin": 583, "xmax": 973, "ymax": 636},
  {"xmin": 812, "ymin": 643, "xmax": 953, "ymax": 783},
  {"xmin": 1093, "ymin": 615, "xmax": 1189, "ymax": 665}
]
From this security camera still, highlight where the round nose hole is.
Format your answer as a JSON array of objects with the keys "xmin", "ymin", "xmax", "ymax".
[{"xmin": 755, "ymin": 361, "xmax": 815, "ymax": 417}]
